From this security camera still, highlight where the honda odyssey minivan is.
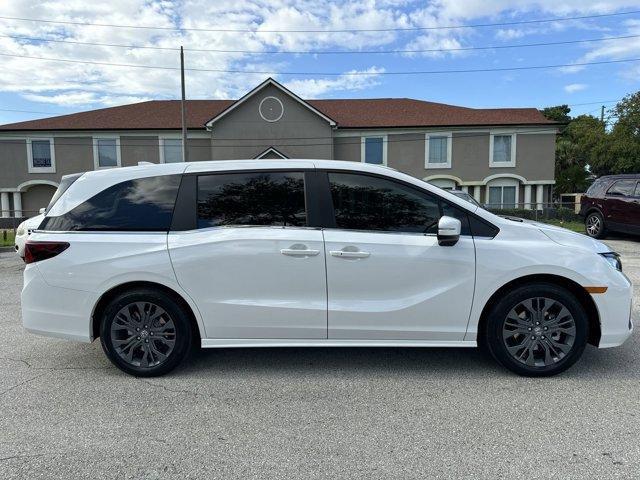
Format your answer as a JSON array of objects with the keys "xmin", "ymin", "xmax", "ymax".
[{"xmin": 22, "ymin": 160, "xmax": 633, "ymax": 377}]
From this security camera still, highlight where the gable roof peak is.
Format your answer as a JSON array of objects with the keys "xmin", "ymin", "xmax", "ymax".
[{"xmin": 204, "ymin": 77, "xmax": 337, "ymax": 128}]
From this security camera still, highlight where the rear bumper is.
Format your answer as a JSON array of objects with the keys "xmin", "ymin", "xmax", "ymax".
[{"xmin": 21, "ymin": 264, "xmax": 96, "ymax": 343}]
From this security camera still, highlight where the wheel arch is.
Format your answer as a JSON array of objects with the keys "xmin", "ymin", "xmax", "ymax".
[
  {"xmin": 91, "ymin": 281, "xmax": 203, "ymax": 344},
  {"xmin": 584, "ymin": 206, "xmax": 604, "ymax": 218},
  {"xmin": 477, "ymin": 274, "xmax": 601, "ymax": 347}
]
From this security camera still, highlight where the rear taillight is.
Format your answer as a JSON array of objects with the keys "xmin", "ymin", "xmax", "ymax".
[{"xmin": 24, "ymin": 241, "xmax": 70, "ymax": 264}]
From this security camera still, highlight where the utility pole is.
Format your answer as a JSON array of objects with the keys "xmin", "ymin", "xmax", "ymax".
[
  {"xmin": 180, "ymin": 46, "xmax": 189, "ymax": 162},
  {"xmin": 600, "ymin": 105, "xmax": 605, "ymax": 123}
]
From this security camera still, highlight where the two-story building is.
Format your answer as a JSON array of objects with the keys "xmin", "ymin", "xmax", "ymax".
[{"xmin": 0, "ymin": 78, "xmax": 558, "ymax": 219}]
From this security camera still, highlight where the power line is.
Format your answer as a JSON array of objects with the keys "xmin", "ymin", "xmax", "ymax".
[
  {"xmin": 2, "ymin": 52, "xmax": 640, "ymax": 75},
  {"xmin": 1, "ymin": 33, "xmax": 638, "ymax": 55},
  {"xmin": 0, "ymin": 10, "xmax": 638, "ymax": 33},
  {"xmin": 0, "ymin": 108, "xmax": 67, "ymax": 115}
]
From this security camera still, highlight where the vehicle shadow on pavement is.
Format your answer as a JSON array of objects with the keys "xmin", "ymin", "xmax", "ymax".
[{"xmin": 161, "ymin": 341, "xmax": 639, "ymax": 380}]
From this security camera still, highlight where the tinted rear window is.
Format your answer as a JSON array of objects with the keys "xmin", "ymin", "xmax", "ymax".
[
  {"xmin": 586, "ymin": 178, "xmax": 607, "ymax": 196},
  {"xmin": 40, "ymin": 175, "xmax": 181, "ymax": 231},
  {"xmin": 197, "ymin": 171, "xmax": 306, "ymax": 228}
]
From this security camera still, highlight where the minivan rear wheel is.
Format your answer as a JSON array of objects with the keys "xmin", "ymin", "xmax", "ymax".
[
  {"xmin": 100, "ymin": 288, "xmax": 192, "ymax": 377},
  {"xmin": 585, "ymin": 211, "xmax": 606, "ymax": 238},
  {"xmin": 483, "ymin": 283, "xmax": 588, "ymax": 377}
]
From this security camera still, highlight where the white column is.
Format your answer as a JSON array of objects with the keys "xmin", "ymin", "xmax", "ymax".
[
  {"xmin": 473, "ymin": 186, "xmax": 482, "ymax": 203},
  {"xmin": 461, "ymin": 185, "xmax": 469, "ymax": 193},
  {"xmin": 524, "ymin": 185, "xmax": 532, "ymax": 210},
  {"xmin": 536, "ymin": 184, "xmax": 544, "ymax": 211},
  {"xmin": 12, "ymin": 192, "xmax": 22, "ymax": 218},
  {"xmin": 1, "ymin": 192, "xmax": 9, "ymax": 218}
]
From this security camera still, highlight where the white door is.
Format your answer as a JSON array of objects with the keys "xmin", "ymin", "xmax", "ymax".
[
  {"xmin": 169, "ymin": 171, "xmax": 327, "ymax": 339},
  {"xmin": 323, "ymin": 172, "xmax": 476, "ymax": 341}
]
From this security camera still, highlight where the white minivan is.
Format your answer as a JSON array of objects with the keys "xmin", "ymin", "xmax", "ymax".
[{"xmin": 22, "ymin": 160, "xmax": 633, "ymax": 377}]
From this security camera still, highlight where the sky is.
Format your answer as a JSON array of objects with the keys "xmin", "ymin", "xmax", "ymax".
[{"xmin": 0, "ymin": 0, "xmax": 639, "ymax": 125}]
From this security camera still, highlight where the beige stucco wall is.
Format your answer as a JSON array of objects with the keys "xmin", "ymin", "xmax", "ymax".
[
  {"xmin": 187, "ymin": 138, "xmax": 211, "ymax": 162},
  {"xmin": 333, "ymin": 137, "xmax": 360, "ymax": 162},
  {"xmin": 121, "ymin": 136, "xmax": 159, "ymax": 166},
  {"xmin": 210, "ymin": 84, "xmax": 334, "ymax": 160},
  {"xmin": 445, "ymin": 132, "xmax": 555, "ymax": 183},
  {"xmin": 388, "ymin": 133, "xmax": 425, "ymax": 177},
  {"xmin": 0, "ymin": 136, "xmax": 94, "ymax": 189},
  {"xmin": 22, "ymin": 184, "xmax": 57, "ymax": 214}
]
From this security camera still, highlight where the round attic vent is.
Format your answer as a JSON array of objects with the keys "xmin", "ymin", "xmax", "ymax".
[{"xmin": 259, "ymin": 96, "xmax": 284, "ymax": 122}]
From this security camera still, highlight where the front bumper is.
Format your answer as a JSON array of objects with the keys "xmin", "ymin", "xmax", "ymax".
[
  {"xmin": 592, "ymin": 275, "xmax": 634, "ymax": 348},
  {"xmin": 21, "ymin": 264, "xmax": 97, "ymax": 342}
]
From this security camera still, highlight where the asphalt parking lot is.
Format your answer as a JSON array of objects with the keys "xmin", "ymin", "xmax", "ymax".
[{"xmin": 1, "ymin": 238, "xmax": 639, "ymax": 479}]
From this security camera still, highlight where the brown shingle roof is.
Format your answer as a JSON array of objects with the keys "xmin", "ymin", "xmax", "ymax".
[{"xmin": 0, "ymin": 98, "xmax": 554, "ymax": 131}]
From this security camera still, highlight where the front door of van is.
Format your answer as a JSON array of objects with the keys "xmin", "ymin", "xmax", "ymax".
[
  {"xmin": 169, "ymin": 170, "xmax": 327, "ymax": 339},
  {"xmin": 322, "ymin": 172, "xmax": 476, "ymax": 341}
]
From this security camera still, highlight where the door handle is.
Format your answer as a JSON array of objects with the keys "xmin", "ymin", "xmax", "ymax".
[
  {"xmin": 329, "ymin": 250, "xmax": 370, "ymax": 258},
  {"xmin": 280, "ymin": 248, "xmax": 320, "ymax": 257}
]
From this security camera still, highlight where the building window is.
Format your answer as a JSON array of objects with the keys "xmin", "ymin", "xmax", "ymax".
[
  {"xmin": 361, "ymin": 136, "xmax": 387, "ymax": 165},
  {"xmin": 489, "ymin": 132, "xmax": 516, "ymax": 167},
  {"xmin": 160, "ymin": 138, "xmax": 183, "ymax": 163},
  {"xmin": 425, "ymin": 132, "xmax": 452, "ymax": 169},
  {"xmin": 487, "ymin": 180, "xmax": 519, "ymax": 209},
  {"xmin": 93, "ymin": 137, "xmax": 121, "ymax": 169},
  {"xmin": 27, "ymin": 138, "xmax": 56, "ymax": 173}
]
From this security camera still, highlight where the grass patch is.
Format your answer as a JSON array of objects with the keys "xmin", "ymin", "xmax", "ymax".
[
  {"xmin": 1, "ymin": 230, "xmax": 16, "ymax": 247},
  {"xmin": 535, "ymin": 219, "xmax": 585, "ymax": 233}
]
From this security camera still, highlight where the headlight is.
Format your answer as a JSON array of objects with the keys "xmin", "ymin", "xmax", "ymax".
[{"xmin": 600, "ymin": 252, "xmax": 622, "ymax": 272}]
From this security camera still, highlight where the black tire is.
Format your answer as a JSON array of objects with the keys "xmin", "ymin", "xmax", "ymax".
[
  {"xmin": 585, "ymin": 211, "xmax": 606, "ymax": 239},
  {"xmin": 100, "ymin": 288, "xmax": 193, "ymax": 377},
  {"xmin": 483, "ymin": 283, "xmax": 588, "ymax": 377}
]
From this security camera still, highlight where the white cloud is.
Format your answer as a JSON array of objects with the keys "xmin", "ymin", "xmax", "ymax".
[
  {"xmin": 0, "ymin": 0, "xmax": 639, "ymax": 110},
  {"xmin": 564, "ymin": 83, "xmax": 587, "ymax": 93},
  {"xmin": 284, "ymin": 67, "xmax": 385, "ymax": 97}
]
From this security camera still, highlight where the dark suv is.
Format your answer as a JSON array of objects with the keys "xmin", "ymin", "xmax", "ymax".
[{"xmin": 580, "ymin": 174, "xmax": 640, "ymax": 238}]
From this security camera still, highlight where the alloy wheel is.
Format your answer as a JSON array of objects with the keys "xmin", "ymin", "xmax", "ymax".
[
  {"xmin": 586, "ymin": 215, "xmax": 601, "ymax": 236},
  {"xmin": 502, "ymin": 297, "xmax": 576, "ymax": 367},
  {"xmin": 110, "ymin": 302, "xmax": 176, "ymax": 368}
]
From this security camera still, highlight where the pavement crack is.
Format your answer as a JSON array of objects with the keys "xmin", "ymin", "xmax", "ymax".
[{"xmin": 0, "ymin": 372, "xmax": 46, "ymax": 398}]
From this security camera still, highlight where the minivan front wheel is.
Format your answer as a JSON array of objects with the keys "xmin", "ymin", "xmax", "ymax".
[
  {"xmin": 483, "ymin": 283, "xmax": 588, "ymax": 377},
  {"xmin": 100, "ymin": 289, "xmax": 192, "ymax": 377}
]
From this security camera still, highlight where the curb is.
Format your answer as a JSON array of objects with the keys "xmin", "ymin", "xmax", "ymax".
[{"xmin": 0, "ymin": 246, "xmax": 16, "ymax": 253}]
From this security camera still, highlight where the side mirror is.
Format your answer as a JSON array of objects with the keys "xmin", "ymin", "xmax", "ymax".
[
  {"xmin": 39, "ymin": 207, "xmax": 46, "ymax": 214},
  {"xmin": 437, "ymin": 216, "xmax": 461, "ymax": 246}
]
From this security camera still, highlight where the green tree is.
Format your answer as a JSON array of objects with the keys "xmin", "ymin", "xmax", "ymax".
[
  {"xmin": 542, "ymin": 105, "xmax": 571, "ymax": 123},
  {"xmin": 591, "ymin": 92, "xmax": 640, "ymax": 175},
  {"xmin": 543, "ymin": 107, "xmax": 603, "ymax": 194}
]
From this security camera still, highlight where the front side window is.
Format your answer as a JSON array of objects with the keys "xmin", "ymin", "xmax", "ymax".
[
  {"xmin": 40, "ymin": 175, "xmax": 181, "ymax": 231},
  {"xmin": 607, "ymin": 179, "xmax": 636, "ymax": 197},
  {"xmin": 491, "ymin": 134, "xmax": 513, "ymax": 165},
  {"xmin": 28, "ymin": 138, "xmax": 55, "ymax": 173},
  {"xmin": 488, "ymin": 185, "xmax": 517, "ymax": 209},
  {"xmin": 362, "ymin": 137, "xmax": 384, "ymax": 165},
  {"xmin": 95, "ymin": 138, "xmax": 120, "ymax": 168},
  {"xmin": 426, "ymin": 134, "xmax": 450, "ymax": 167},
  {"xmin": 162, "ymin": 138, "xmax": 183, "ymax": 163},
  {"xmin": 197, "ymin": 171, "xmax": 306, "ymax": 229},
  {"xmin": 328, "ymin": 172, "xmax": 440, "ymax": 233}
]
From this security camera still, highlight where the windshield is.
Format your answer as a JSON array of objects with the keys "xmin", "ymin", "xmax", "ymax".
[{"xmin": 45, "ymin": 173, "xmax": 83, "ymax": 213}]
